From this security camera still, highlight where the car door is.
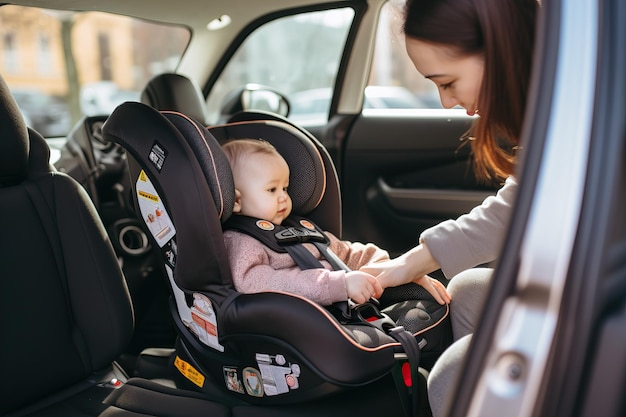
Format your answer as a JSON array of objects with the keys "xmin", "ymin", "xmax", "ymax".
[
  {"xmin": 337, "ymin": 110, "xmax": 492, "ymax": 257},
  {"xmin": 445, "ymin": 0, "xmax": 626, "ymax": 415},
  {"xmin": 329, "ymin": 1, "xmax": 498, "ymax": 257}
]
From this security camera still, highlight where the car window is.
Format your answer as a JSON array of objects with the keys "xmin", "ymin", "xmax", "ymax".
[
  {"xmin": 367, "ymin": 0, "xmax": 441, "ymax": 109},
  {"xmin": 205, "ymin": 8, "xmax": 355, "ymax": 124},
  {"xmin": 0, "ymin": 5, "xmax": 190, "ymax": 138}
]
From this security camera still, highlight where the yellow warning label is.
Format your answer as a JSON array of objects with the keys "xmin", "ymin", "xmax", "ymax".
[
  {"xmin": 174, "ymin": 356, "xmax": 205, "ymax": 388},
  {"xmin": 138, "ymin": 170, "xmax": 148, "ymax": 182},
  {"xmin": 138, "ymin": 190, "xmax": 159, "ymax": 203}
]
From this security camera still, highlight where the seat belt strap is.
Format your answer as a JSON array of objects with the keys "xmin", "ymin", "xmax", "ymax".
[
  {"xmin": 284, "ymin": 244, "xmax": 325, "ymax": 270},
  {"xmin": 388, "ymin": 326, "xmax": 422, "ymax": 417},
  {"xmin": 313, "ymin": 241, "xmax": 351, "ymax": 271}
]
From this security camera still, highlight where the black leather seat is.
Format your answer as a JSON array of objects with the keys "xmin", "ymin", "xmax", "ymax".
[
  {"xmin": 0, "ymin": 73, "xmax": 135, "ymax": 417},
  {"xmin": 0, "ymin": 73, "xmax": 233, "ymax": 417}
]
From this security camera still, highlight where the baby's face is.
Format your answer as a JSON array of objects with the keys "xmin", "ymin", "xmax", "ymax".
[{"xmin": 234, "ymin": 152, "xmax": 292, "ymax": 224}]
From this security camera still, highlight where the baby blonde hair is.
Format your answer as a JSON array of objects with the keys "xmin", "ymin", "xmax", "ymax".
[{"xmin": 222, "ymin": 138, "xmax": 280, "ymax": 174}]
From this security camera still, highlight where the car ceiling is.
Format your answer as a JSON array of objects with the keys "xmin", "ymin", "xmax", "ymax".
[{"xmin": 5, "ymin": 0, "xmax": 358, "ymax": 30}]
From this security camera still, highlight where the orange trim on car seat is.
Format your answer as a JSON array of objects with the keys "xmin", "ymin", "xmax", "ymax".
[
  {"xmin": 412, "ymin": 302, "xmax": 450, "ymax": 337},
  {"xmin": 268, "ymin": 290, "xmax": 402, "ymax": 353}
]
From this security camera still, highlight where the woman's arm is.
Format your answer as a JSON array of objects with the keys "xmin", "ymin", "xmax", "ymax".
[{"xmin": 421, "ymin": 176, "xmax": 517, "ymax": 278}]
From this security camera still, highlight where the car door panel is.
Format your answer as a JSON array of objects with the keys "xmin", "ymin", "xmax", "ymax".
[{"xmin": 339, "ymin": 111, "xmax": 498, "ymax": 256}]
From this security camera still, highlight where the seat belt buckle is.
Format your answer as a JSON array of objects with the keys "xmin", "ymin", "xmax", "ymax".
[{"xmin": 352, "ymin": 302, "xmax": 396, "ymax": 331}]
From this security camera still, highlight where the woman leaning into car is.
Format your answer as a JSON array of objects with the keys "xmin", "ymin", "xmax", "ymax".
[{"xmin": 360, "ymin": 0, "xmax": 539, "ymax": 415}]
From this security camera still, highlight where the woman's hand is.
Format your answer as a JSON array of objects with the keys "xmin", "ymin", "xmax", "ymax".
[
  {"xmin": 360, "ymin": 243, "xmax": 450, "ymax": 304},
  {"xmin": 360, "ymin": 243, "xmax": 439, "ymax": 286},
  {"xmin": 359, "ymin": 256, "xmax": 414, "ymax": 288},
  {"xmin": 414, "ymin": 275, "xmax": 451, "ymax": 305}
]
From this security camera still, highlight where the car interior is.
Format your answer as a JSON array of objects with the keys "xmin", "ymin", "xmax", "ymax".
[
  {"xmin": 3, "ymin": 0, "xmax": 626, "ymax": 416},
  {"xmin": 0, "ymin": 61, "xmax": 389, "ymax": 417},
  {"xmin": 1, "ymin": 63, "xmax": 446, "ymax": 415},
  {"xmin": 101, "ymin": 78, "xmax": 455, "ymax": 408}
]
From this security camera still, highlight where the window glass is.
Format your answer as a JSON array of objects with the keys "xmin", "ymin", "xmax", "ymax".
[
  {"xmin": 3, "ymin": 32, "xmax": 18, "ymax": 73},
  {"xmin": 0, "ymin": 5, "xmax": 190, "ymax": 137},
  {"xmin": 37, "ymin": 33, "xmax": 52, "ymax": 75},
  {"xmin": 206, "ymin": 8, "xmax": 355, "ymax": 124},
  {"xmin": 367, "ymin": 0, "xmax": 441, "ymax": 109}
]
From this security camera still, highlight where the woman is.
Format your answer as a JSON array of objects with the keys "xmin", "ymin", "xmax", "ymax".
[{"xmin": 361, "ymin": 0, "xmax": 539, "ymax": 414}]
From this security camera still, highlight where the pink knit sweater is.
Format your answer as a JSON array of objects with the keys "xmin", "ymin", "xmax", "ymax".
[{"xmin": 223, "ymin": 229, "xmax": 390, "ymax": 306}]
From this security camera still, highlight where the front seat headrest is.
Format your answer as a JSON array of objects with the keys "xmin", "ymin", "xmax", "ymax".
[
  {"xmin": 0, "ymin": 75, "xmax": 29, "ymax": 186},
  {"xmin": 141, "ymin": 73, "xmax": 208, "ymax": 125}
]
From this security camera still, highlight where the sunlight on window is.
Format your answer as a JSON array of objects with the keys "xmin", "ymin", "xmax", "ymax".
[
  {"xmin": 0, "ymin": 5, "xmax": 190, "ymax": 136},
  {"xmin": 368, "ymin": 0, "xmax": 441, "ymax": 109},
  {"xmin": 206, "ymin": 8, "xmax": 355, "ymax": 124}
]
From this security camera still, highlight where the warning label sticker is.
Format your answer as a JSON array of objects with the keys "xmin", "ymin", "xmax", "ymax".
[{"xmin": 174, "ymin": 356, "xmax": 205, "ymax": 388}]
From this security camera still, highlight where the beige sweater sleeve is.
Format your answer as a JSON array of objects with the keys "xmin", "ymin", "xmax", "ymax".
[{"xmin": 420, "ymin": 176, "xmax": 517, "ymax": 279}]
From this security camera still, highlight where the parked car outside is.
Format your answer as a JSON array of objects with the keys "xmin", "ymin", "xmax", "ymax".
[
  {"xmin": 288, "ymin": 85, "xmax": 438, "ymax": 124},
  {"xmin": 11, "ymin": 88, "xmax": 71, "ymax": 137}
]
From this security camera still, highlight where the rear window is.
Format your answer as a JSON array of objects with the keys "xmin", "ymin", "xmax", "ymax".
[{"xmin": 0, "ymin": 5, "xmax": 190, "ymax": 137}]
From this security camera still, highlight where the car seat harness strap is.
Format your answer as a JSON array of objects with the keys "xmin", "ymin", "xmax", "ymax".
[{"xmin": 388, "ymin": 326, "xmax": 422, "ymax": 417}]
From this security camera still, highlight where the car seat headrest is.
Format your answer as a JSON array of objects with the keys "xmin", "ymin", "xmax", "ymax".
[
  {"xmin": 209, "ymin": 120, "xmax": 326, "ymax": 216},
  {"xmin": 104, "ymin": 102, "xmax": 236, "ymax": 294},
  {"xmin": 27, "ymin": 128, "xmax": 53, "ymax": 175},
  {"xmin": 105, "ymin": 102, "xmax": 234, "ymax": 223},
  {"xmin": 163, "ymin": 111, "xmax": 236, "ymax": 223},
  {"xmin": 228, "ymin": 109, "xmax": 287, "ymax": 124},
  {"xmin": 0, "ymin": 74, "xmax": 30, "ymax": 186},
  {"xmin": 141, "ymin": 73, "xmax": 209, "ymax": 125}
]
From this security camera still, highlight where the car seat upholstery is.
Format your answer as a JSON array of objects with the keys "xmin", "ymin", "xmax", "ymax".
[
  {"xmin": 0, "ymin": 73, "xmax": 234, "ymax": 417},
  {"xmin": 101, "ymin": 101, "xmax": 444, "ymax": 417},
  {"xmin": 141, "ymin": 73, "xmax": 209, "ymax": 125},
  {"xmin": 0, "ymin": 73, "xmax": 135, "ymax": 416}
]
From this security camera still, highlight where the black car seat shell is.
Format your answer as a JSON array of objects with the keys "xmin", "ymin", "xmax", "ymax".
[
  {"xmin": 129, "ymin": 74, "xmax": 448, "ymax": 416},
  {"xmin": 101, "ymin": 102, "xmax": 426, "ymax": 405}
]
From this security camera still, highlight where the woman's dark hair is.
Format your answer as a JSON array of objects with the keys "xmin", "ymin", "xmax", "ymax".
[{"xmin": 404, "ymin": 0, "xmax": 538, "ymax": 181}]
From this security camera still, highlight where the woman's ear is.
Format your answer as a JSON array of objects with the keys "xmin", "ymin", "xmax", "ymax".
[{"xmin": 233, "ymin": 189, "xmax": 242, "ymax": 213}]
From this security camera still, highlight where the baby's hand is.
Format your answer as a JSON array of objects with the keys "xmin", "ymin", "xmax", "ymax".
[{"xmin": 345, "ymin": 271, "xmax": 383, "ymax": 304}]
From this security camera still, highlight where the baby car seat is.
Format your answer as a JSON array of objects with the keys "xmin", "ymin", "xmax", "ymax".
[{"xmin": 102, "ymin": 101, "xmax": 448, "ymax": 416}]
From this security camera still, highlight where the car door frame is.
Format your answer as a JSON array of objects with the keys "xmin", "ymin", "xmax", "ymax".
[{"xmin": 446, "ymin": 0, "xmax": 626, "ymax": 416}]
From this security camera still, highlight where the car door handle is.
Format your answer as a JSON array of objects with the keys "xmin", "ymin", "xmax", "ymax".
[{"xmin": 371, "ymin": 178, "xmax": 494, "ymax": 218}]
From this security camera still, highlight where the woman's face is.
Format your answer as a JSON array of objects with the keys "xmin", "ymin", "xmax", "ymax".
[{"xmin": 406, "ymin": 37, "xmax": 484, "ymax": 116}]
